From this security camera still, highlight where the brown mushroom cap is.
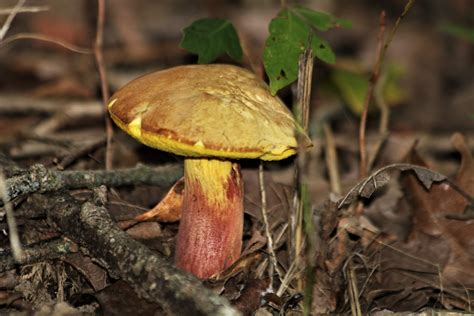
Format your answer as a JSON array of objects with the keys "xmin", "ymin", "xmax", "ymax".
[{"xmin": 108, "ymin": 64, "xmax": 311, "ymax": 161}]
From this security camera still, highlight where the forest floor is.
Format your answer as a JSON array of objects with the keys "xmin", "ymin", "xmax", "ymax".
[{"xmin": 0, "ymin": 0, "xmax": 473, "ymax": 315}]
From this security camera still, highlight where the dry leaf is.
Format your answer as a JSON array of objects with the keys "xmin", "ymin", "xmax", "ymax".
[
  {"xmin": 65, "ymin": 253, "xmax": 109, "ymax": 292},
  {"xmin": 126, "ymin": 222, "xmax": 162, "ymax": 240},
  {"xmin": 134, "ymin": 178, "xmax": 184, "ymax": 222},
  {"xmin": 338, "ymin": 163, "xmax": 446, "ymax": 207}
]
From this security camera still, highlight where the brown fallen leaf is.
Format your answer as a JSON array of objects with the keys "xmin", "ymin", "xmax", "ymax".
[
  {"xmin": 64, "ymin": 253, "xmax": 109, "ymax": 292},
  {"xmin": 134, "ymin": 177, "xmax": 184, "ymax": 222},
  {"xmin": 126, "ymin": 222, "xmax": 162, "ymax": 240},
  {"xmin": 338, "ymin": 163, "xmax": 446, "ymax": 208},
  {"xmin": 208, "ymin": 252, "xmax": 263, "ymax": 282},
  {"xmin": 232, "ymin": 278, "xmax": 269, "ymax": 316},
  {"xmin": 94, "ymin": 280, "xmax": 162, "ymax": 315},
  {"xmin": 360, "ymin": 136, "xmax": 474, "ymax": 311}
]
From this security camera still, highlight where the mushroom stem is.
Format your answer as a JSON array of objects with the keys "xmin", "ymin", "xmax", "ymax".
[{"xmin": 175, "ymin": 158, "xmax": 243, "ymax": 279}]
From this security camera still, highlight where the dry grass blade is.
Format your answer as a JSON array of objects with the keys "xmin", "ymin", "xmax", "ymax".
[
  {"xmin": 0, "ymin": 5, "xmax": 48, "ymax": 15},
  {"xmin": 347, "ymin": 261, "xmax": 362, "ymax": 316},
  {"xmin": 0, "ymin": 0, "xmax": 25, "ymax": 40},
  {"xmin": 259, "ymin": 162, "xmax": 283, "ymax": 289},
  {"xmin": 0, "ymin": 33, "xmax": 92, "ymax": 54},
  {"xmin": 0, "ymin": 170, "xmax": 24, "ymax": 262}
]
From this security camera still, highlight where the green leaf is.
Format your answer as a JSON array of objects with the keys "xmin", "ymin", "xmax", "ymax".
[
  {"xmin": 263, "ymin": 10, "xmax": 308, "ymax": 95},
  {"xmin": 263, "ymin": 7, "xmax": 349, "ymax": 95},
  {"xmin": 331, "ymin": 68, "xmax": 369, "ymax": 114},
  {"xmin": 331, "ymin": 64, "xmax": 406, "ymax": 115},
  {"xmin": 311, "ymin": 35, "xmax": 335, "ymax": 64},
  {"xmin": 180, "ymin": 18, "xmax": 243, "ymax": 64},
  {"xmin": 439, "ymin": 23, "xmax": 474, "ymax": 43},
  {"xmin": 293, "ymin": 5, "xmax": 352, "ymax": 31},
  {"xmin": 383, "ymin": 64, "xmax": 407, "ymax": 105}
]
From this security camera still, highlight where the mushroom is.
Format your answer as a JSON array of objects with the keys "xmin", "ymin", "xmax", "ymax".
[{"xmin": 108, "ymin": 64, "xmax": 311, "ymax": 279}]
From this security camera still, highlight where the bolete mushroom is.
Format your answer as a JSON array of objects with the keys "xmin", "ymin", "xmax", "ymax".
[{"xmin": 108, "ymin": 64, "xmax": 311, "ymax": 279}]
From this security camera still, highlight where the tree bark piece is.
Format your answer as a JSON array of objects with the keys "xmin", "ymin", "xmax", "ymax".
[{"xmin": 46, "ymin": 192, "xmax": 239, "ymax": 316}]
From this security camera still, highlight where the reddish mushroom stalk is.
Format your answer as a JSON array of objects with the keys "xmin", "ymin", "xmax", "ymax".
[{"xmin": 175, "ymin": 158, "xmax": 243, "ymax": 278}]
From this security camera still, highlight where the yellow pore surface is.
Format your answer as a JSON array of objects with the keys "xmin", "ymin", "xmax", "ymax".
[{"xmin": 108, "ymin": 64, "xmax": 311, "ymax": 161}]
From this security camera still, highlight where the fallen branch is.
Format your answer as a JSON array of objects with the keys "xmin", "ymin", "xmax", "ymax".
[
  {"xmin": 45, "ymin": 190, "xmax": 238, "ymax": 316},
  {"xmin": 0, "ymin": 95, "xmax": 101, "ymax": 117},
  {"xmin": 5, "ymin": 164, "xmax": 182, "ymax": 203},
  {"xmin": 0, "ymin": 5, "xmax": 48, "ymax": 15},
  {"xmin": 0, "ymin": 238, "xmax": 76, "ymax": 273}
]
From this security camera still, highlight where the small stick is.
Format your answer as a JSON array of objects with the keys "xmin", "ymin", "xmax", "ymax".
[
  {"xmin": 259, "ymin": 162, "xmax": 283, "ymax": 289},
  {"xmin": 358, "ymin": 0, "xmax": 416, "ymax": 178},
  {"xmin": 56, "ymin": 137, "xmax": 106, "ymax": 170},
  {"xmin": 0, "ymin": 239, "xmax": 76, "ymax": 273},
  {"xmin": 0, "ymin": 5, "xmax": 48, "ymax": 15},
  {"xmin": 0, "ymin": 33, "xmax": 92, "ymax": 54},
  {"xmin": 292, "ymin": 48, "xmax": 314, "ymax": 263},
  {"xmin": 93, "ymin": 0, "xmax": 114, "ymax": 170},
  {"xmin": 0, "ymin": 170, "xmax": 24, "ymax": 262},
  {"xmin": 0, "ymin": 0, "xmax": 25, "ymax": 40},
  {"xmin": 358, "ymin": 11, "xmax": 386, "ymax": 179},
  {"xmin": 323, "ymin": 122, "xmax": 341, "ymax": 194}
]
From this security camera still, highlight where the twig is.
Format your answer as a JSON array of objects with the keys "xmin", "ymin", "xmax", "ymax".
[
  {"xmin": 323, "ymin": 123, "xmax": 341, "ymax": 195},
  {"xmin": 0, "ymin": 5, "xmax": 48, "ymax": 15},
  {"xmin": 93, "ymin": 0, "xmax": 114, "ymax": 170},
  {"xmin": 0, "ymin": 170, "xmax": 24, "ymax": 262},
  {"xmin": 0, "ymin": 96, "xmax": 100, "ymax": 114},
  {"xmin": 358, "ymin": 0, "xmax": 416, "ymax": 178},
  {"xmin": 292, "ymin": 48, "xmax": 314, "ymax": 263},
  {"xmin": 293, "ymin": 48, "xmax": 317, "ymax": 315},
  {"xmin": 383, "ymin": 0, "xmax": 416, "ymax": 57},
  {"xmin": 4, "ymin": 164, "xmax": 182, "ymax": 203},
  {"xmin": 0, "ymin": 0, "xmax": 24, "ymax": 40},
  {"xmin": 259, "ymin": 163, "xmax": 282, "ymax": 290},
  {"xmin": 0, "ymin": 33, "xmax": 92, "ymax": 54},
  {"xmin": 0, "ymin": 239, "xmax": 76, "ymax": 273},
  {"xmin": 46, "ymin": 191, "xmax": 238, "ymax": 315},
  {"xmin": 56, "ymin": 137, "xmax": 106, "ymax": 170},
  {"xmin": 358, "ymin": 11, "xmax": 386, "ymax": 179},
  {"xmin": 366, "ymin": 75, "xmax": 390, "ymax": 171}
]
